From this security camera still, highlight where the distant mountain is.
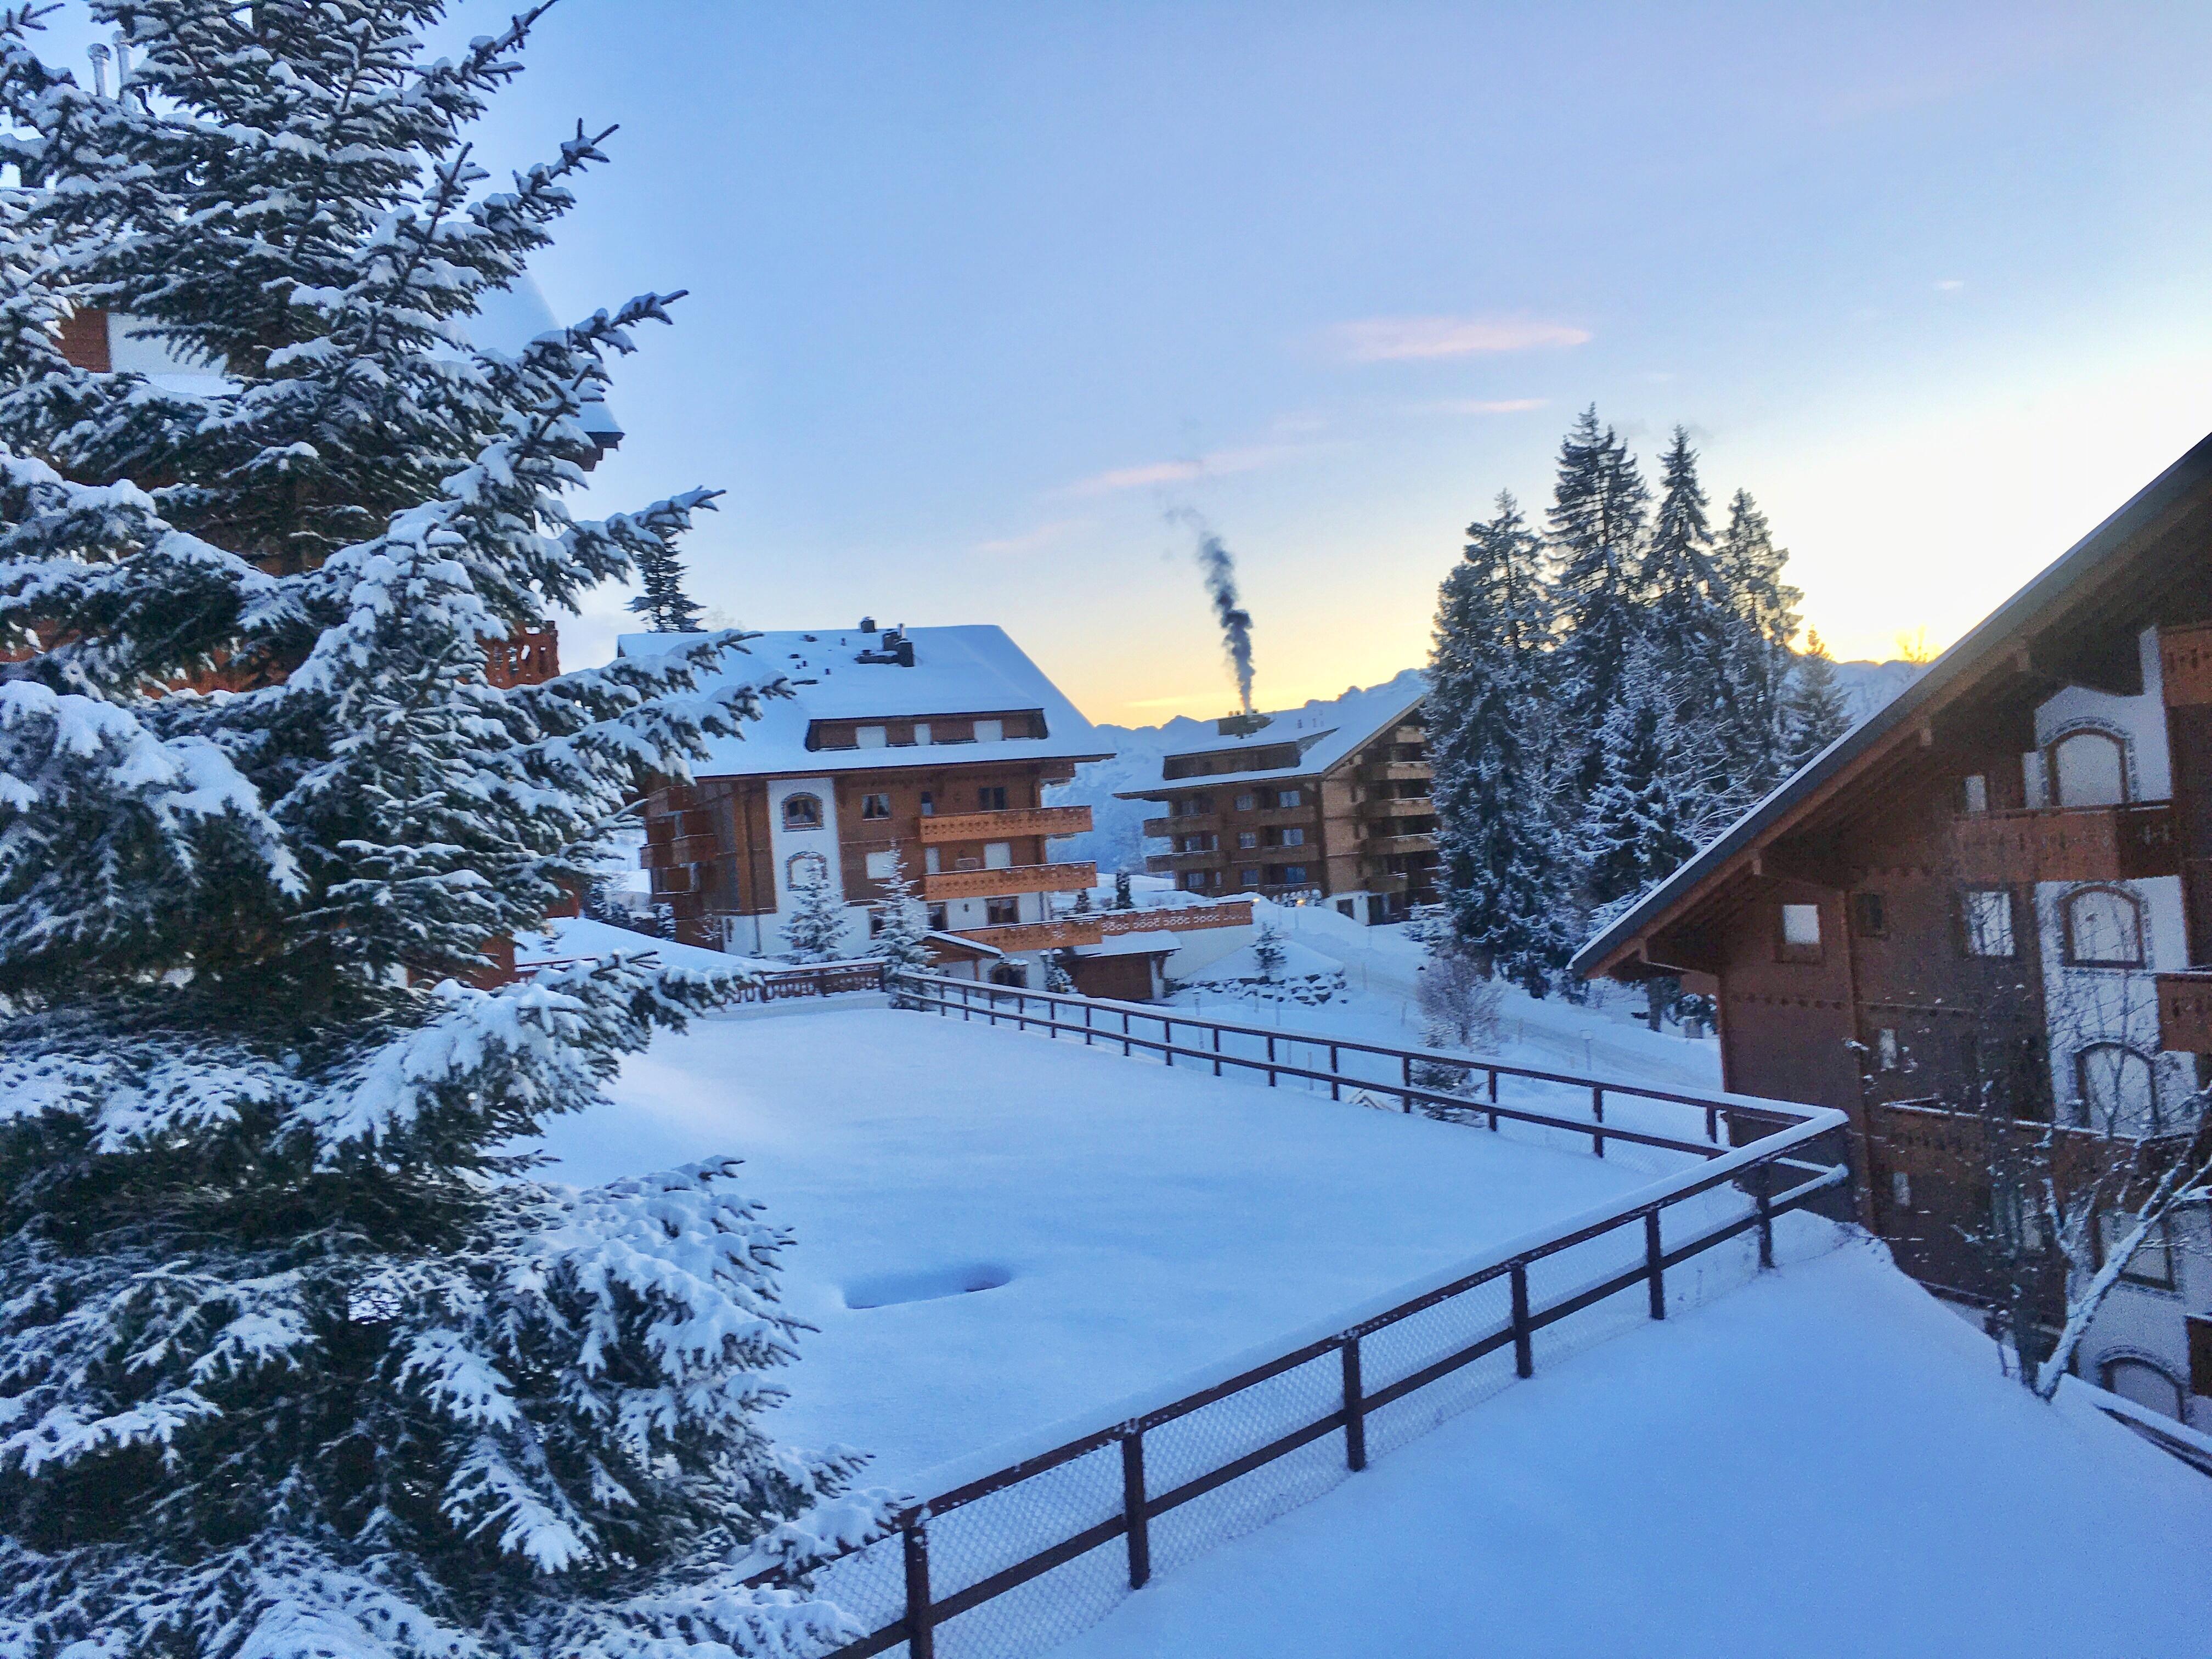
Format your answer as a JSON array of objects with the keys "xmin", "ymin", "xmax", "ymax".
[{"xmin": 1051, "ymin": 659, "xmax": 1925, "ymax": 873}]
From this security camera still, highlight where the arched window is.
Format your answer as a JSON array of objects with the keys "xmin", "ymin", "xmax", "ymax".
[
  {"xmin": 2062, "ymin": 887, "xmax": 2145, "ymax": 968},
  {"xmin": 2073, "ymin": 1043, "xmax": 2159, "ymax": 1137},
  {"xmin": 2050, "ymin": 729, "xmax": 2128, "ymax": 808},
  {"xmin": 785, "ymin": 850, "xmax": 829, "ymax": 890},
  {"xmin": 782, "ymin": 792, "xmax": 823, "ymax": 830},
  {"xmin": 2101, "ymin": 1356, "xmax": 2184, "ymax": 1420}
]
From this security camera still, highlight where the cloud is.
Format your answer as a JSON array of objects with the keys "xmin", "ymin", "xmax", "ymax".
[
  {"xmin": 1332, "ymin": 315, "xmax": 1590, "ymax": 362},
  {"xmin": 1059, "ymin": 443, "xmax": 1307, "ymax": 498},
  {"xmin": 1934, "ymin": 278, "xmax": 1966, "ymax": 292},
  {"xmin": 1417, "ymin": 397, "xmax": 1548, "ymax": 416},
  {"xmin": 973, "ymin": 518, "xmax": 1089, "ymax": 556}
]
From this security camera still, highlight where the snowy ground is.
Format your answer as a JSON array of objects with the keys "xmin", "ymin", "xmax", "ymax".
[
  {"xmin": 1056, "ymin": 1241, "xmax": 2212, "ymax": 1659},
  {"xmin": 531, "ymin": 1002, "xmax": 1704, "ymax": 1493}
]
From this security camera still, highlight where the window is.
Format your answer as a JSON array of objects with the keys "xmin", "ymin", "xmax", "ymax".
[
  {"xmin": 984, "ymin": 841, "xmax": 1013, "ymax": 870},
  {"xmin": 985, "ymin": 896, "xmax": 1020, "ymax": 926},
  {"xmin": 978, "ymin": 786, "xmax": 1008, "ymax": 812},
  {"xmin": 856, "ymin": 725, "xmax": 888, "ymax": 749},
  {"xmin": 1239, "ymin": 868, "xmax": 1261, "ymax": 888},
  {"xmin": 861, "ymin": 792, "xmax": 891, "ymax": 820},
  {"xmin": 1234, "ymin": 793, "xmax": 1257, "ymax": 811},
  {"xmin": 913, "ymin": 723, "xmax": 932, "ymax": 746},
  {"xmin": 2050, "ymin": 729, "xmax": 2128, "ymax": 807},
  {"xmin": 1851, "ymin": 892, "xmax": 1888, "ymax": 938},
  {"xmin": 924, "ymin": 846, "xmax": 941, "ymax": 874},
  {"xmin": 2102, "ymin": 1357, "xmax": 2185, "ymax": 1421},
  {"xmin": 1962, "ymin": 889, "xmax": 2016, "ymax": 958},
  {"xmin": 927, "ymin": 902, "xmax": 948, "ymax": 930},
  {"xmin": 1278, "ymin": 788, "xmax": 1304, "ymax": 808},
  {"xmin": 2063, "ymin": 886, "xmax": 2144, "ymax": 967},
  {"xmin": 1279, "ymin": 865, "xmax": 1308, "ymax": 885},
  {"xmin": 1337, "ymin": 899, "xmax": 1356, "ymax": 918},
  {"xmin": 1961, "ymin": 773, "xmax": 1990, "ymax": 815},
  {"xmin": 864, "ymin": 849, "xmax": 898, "ymax": 879},
  {"xmin": 1877, "ymin": 1029, "xmax": 1900, "ymax": 1071},
  {"xmin": 1890, "ymin": 1170, "xmax": 1912, "ymax": 1209},
  {"xmin": 1238, "ymin": 831, "xmax": 1258, "ymax": 850},
  {"xmin": 782, "ymin": 793, "xmax": 822, "ymax": 830},
  {"xmin": 2074, "ymin": 1043, "xmax": 2159, "ymax": 1137},
  {"xmin": 2098, "ymin": 1211, "xmax": 2176, "ymax": 1289},
  {"xmin": 1278, "ymin": 827, "xmax": 1306, "ymax": 848},
  {"xmin": 1776, "ymin": 902, "xmax": 1822, "ymax": 963},
  {"xmin": 919, "ymin": 790, "xmax": 935, "ymax": 817},
  {"xmin": 974, "ymin": 718, "xmax": 1005, "ymax": 743},
  {"xmin": 785, "ymin": 850, "xmax": 829, "ymax": 889}
]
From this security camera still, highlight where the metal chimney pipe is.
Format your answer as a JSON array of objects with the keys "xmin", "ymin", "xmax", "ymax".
[
  {"xmin": 112, "ymin": 33, "xmax": 131, "ymax": 93},
  {"xmin": 87, "ymin": 42, "xmax": 109, "ymax": 98}
]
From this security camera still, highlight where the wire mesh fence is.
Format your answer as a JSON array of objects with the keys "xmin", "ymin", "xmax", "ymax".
[{"xmin": 753, "ymin": 976, "xmax": 1852, "ymax": 1659}]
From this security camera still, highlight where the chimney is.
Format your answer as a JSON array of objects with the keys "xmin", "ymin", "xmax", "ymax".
[
  {"xmin": 1217, "ymin": 711, "xmax": 1273, "ymax": 738},
  {"xmin": 87, "ymin": 42, "xmax": 109, "ymax": 97},
  {"xmin": 859, "ymin": 615, "xmax": 876, "ymax": 633}
]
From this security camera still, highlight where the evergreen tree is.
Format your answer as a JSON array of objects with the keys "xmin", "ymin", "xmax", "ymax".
[
  {"xmin": 628, "ymin": 539, "xmax": 704, "ymax": 633},
  {"xmin": 1251, "ymin": 921, "xmax": 1286, "ymax": 982},
  {"xmin": 1782, "ymin": 628, "xmax": 1854, "ymax": 766},
  {"xmin": 780, "ymin": 867, "xmax": 850, "ymax": 963},
  {"xmin": 869, "ymin": 849, "xmax": 933, "ymax": 994},
  {"xmin": 1113, "ymin": 870, "xmax": 1135, "ymax": 910},
  {"xmin": 1425, "ymin": 491, "xmax": 1572, "ymax": 995},
  {"xmin": 1043, "ymin": 950, "xmax": 1076, "ymax": 994},
  {"xmin": 0, "ymin": 10, "xmax": 882, "ymax": 1659},
  {"xmin": 1578, "ymin": 651, "xmax": 1696, "ymax": 911},
  {"xmin": 1636, "ymin": 427, "xmax": 1734, "ymax": 786},
  {"xmin": 1073, "ymin": 885, "xmax": 1092, "ymax": 913},
  {"xmin": 1547, "ymin": 406, "xmax": 1649, "ymax": 793},
  {"xmin": 1713, "ymin": 488, "xmax": 1803, "ymax": 789}
]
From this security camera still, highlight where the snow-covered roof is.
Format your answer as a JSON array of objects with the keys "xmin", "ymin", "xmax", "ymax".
[
  {"xmin": 1116, "ymin": 670, "xmax": 1425, "ymax": 797},
  {"xmin": 1071, "ymin": 929, "xmax": 1179, "ymax": 958},
  {"xmin": 620, "ymin": 624, "xmax": 1113, "ymax": 780}
]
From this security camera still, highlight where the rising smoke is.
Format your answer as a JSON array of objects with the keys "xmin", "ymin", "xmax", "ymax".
[{"xmin": 1172, "ymin": 509, "xmax": 1257, "ymax": 714}]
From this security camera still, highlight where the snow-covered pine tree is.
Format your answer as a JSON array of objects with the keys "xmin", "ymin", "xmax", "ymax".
[
  {"xmin": 781, "ymin": 866, "xmax": 851, "ymax": 963},
  {"xmin": 1546, "ymin": 405, "xmax": 1650, "ymax": 796},
  {"xmin": 868, "ymin": 848, "xmax": 933, "ymax": 996},
  {"xmin": 1636, "ymin": 428, "xmax": 1735, "ymax": 806},
  {"xmin": 1713, "ymin": 488, "xmax": 1803, "ymax": 789},
  {"xmin": 1783, "ymin": 628, "xmax": 1853, "ymax": 766},
  {"xmin": 1113, "ymin": 870, "xmax": 1135, "ymax": 909},
  {"xmin": 1251, "ymin": 920, "xmax": 1286, "ymax": 982},
  {"xmin": 1578, "ymin": 650, "xmax": 1696, "ymax": 911},
  {"xmin": 0, "ymin": 9, "xmax": 885, "ymax": 1659},
  {"xmin": 628, "ymin": 535, "xmax": 705, "ymax": 633},
  {"xmin": 1425, "ymin": 491, "xmax": 1572, "ymax": 995}
]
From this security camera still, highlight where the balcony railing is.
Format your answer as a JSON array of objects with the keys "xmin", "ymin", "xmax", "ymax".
[
  {"xmin": 923, "ymin": 860, "xmax": 1097, "ymax": 901},
  {"xmin": 1951, "ymin": 802, "xmax": 2179, "ymax": 885},
  {"xmin": 1362, "ymin": 832, "xmax": 1436, "ymax": 857},
  {"xmin": 1362, "ymin": 794, "xmax": 1434, "ymax": 818},
  {"xmin": 1363, "ymin": 760, "xmax": 1431, "ymax": 783},
  {"xmin": 640, "ymin": 832, "xmax": 719, "ymax": 868},
  {"xmin": 1143, "ymin": 812, "xmax": 1220, "ymax": 839},
  {"xmin": 1096, "ymin": 900, "xmax": 1252, "ymax": 935},
  {"xmin": 952, "ymin": 917, "xmax": 1106, "ymax": 952},
  {"xmin": 947, "ymin": 900, "xmax": 1254, "ymax": 956},
  {"xmin": 1146, "ymin": 849, "xmax": 1227, "ymax": 873},
  {"xmin": 918, "ymin": 804, "xmax": 1092, "ymax": 843}
]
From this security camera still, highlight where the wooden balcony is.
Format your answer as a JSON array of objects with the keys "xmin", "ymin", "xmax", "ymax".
[
  {"xmin": 919, "ymin": 804, "xmax": 1092, "ymax": 843},
  {"xmin": 923, "ymin": 860, "xmax": 1096, "ymax": 901},
  {"xmin": 2157, "ymin": 972, "xmax": 2212, "ymax": 1052},
  {"xmin": 1097, "ymin": 900, "xmax": 1254, "ymax": 935},
  {"xmin": 1362, "ymin": 794, "xmax": 1434, "ymax": 818},
  {"xmin": 952, "ymin": 917, "xmax": 1106, "ymax": 952},
  {"xmin": 1147, "ymin": 849, "xmax": 1226, "ymax": 874},
  {"xmin": 1363, "ymin": 760, "xmax": 1432, "ymax": 783},
  {"xmin": 1950, "ymin": 803, "xmax": 2179, "ymax": 885},
  {"xmin": 1361, "ymin": 872, "xmax": 1409, "ymax": 895},
  {"xmin": 641, "ymin": 832, "xmax": 719, "ymax": 868},
  {"xmin": 1362, "ymin": 832, "xmax": 1436, "ymax": 857},
  {"xmin": 1144, "ymin": 812, "xmax": 1220, "ymax": 839},
  {"xmin": 1246, "ymin": 806, "xmax": 1314, "ymax": 828}
]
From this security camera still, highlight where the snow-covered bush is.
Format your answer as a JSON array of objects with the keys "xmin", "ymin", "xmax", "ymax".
[
  {"xmin": 0, "ymin": 8, "xmax": 886, "ymax": 1658},
  {"xmin": 781, "ymin": 866, "xmax": 851, "ymax": 963}
]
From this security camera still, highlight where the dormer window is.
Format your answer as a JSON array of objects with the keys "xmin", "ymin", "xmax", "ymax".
[
  {"xmin": 782, "ymin": 793, "xmax": 823, "ymax": 831},
  {"xmin": 974, "ymin": 718, "xmax": 1004, "ymax": 743},
  {"xmin": 856, "ymin": 725, "xmax": 888, "ymax": 749}
]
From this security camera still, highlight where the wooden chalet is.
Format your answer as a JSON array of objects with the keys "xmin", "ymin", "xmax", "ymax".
[{"xmin": 1576, "ymin": 433, "xmax": 2212, "ymax": 1427}]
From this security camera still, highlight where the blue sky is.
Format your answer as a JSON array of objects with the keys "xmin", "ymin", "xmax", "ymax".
[{"xmin": 46, "ymin": 2, "xmax": 2212, "ymax": 721}]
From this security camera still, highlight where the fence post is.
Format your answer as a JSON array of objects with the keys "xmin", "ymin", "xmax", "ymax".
[
  {"xmin": 1341, "ymin": 1336, "xmax": 1367, "ymax": 1472},
  {"xmin": 1488, "ymin": 1068, "xmax": 1500, "ymax": 1130},
  {"xmin": 1756, "ymin": 1184, "xmax": 1774, "ymax": 1270},
  {"xmin": 1164, "ymin": 1018, "xmax": 1174, "ymax": 1068},
  {"xmin": 1121, "ymin": 1432, "xmax": 1150, "ymax": 1589},
  {"xmin": 903, "ymin": 1521, "xmax": 935, "ymax": 1659},
  {"xmin": 1122, "ymin": 1011, "xmax": 1132, "ymax": 1058},
  {"xmin": 1212, "ymin": 1026, "xmax": 1222, "ymax": 1077},
  {"xmin": 1510, "ymin": 1261, "xmax": 1533, "ymax": 1378},
  {"xmin": 1084, "ymin": 1003, "xmax": 1094, "ymax": 1047},
  {"xmin": 1590, "ymin": 1086, "xmax": 1605, "ymax": 1157},
  {"xmin": 1645, "ymin": 1210, "xmax": 1666, "ymax": 1320},
  {"xmin": 1266, "ymin": 1033, "xmax": 1277, "ymax": 1087},
  {"xmin": 1706, "ymin": 1103, "xmax": 1719, "ymax": 1143}
]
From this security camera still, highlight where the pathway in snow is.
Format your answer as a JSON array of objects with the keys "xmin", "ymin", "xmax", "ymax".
[
  {"xmin": 533, "ymin": 1003, "xmax": 1692, "ymax": 1493},
  {"xmin": 1054, "ymin": 1242, "xmax": 2212, "ymax": 1659}
]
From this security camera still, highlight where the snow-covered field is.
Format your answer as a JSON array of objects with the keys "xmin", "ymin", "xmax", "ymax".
[
  {"xmin": 1057, "ymin": 1242, "xmax": 2212, "ymax": 1659},
  {"xmin": 532, "ymin": 1001, "xmax": 1699, "ymax": 1493}
]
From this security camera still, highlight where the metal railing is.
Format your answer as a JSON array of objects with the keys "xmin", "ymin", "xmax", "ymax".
[
  {"xmin": 518, "ymin": 954, "xmax": 887, "ymax": 1001},
  {"xmin": 746, "ymin": 972, "xmax": 1849, "ymax": 1659}
]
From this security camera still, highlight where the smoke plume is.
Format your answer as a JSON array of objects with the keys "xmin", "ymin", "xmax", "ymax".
[{"xmin": 1173, "ymin": 510, "xmax": 1256, "ymax": 714}]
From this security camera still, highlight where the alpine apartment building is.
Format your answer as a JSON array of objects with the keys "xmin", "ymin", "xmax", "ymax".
[
  {"xmin": 1119, "ymin": 675, "xmax": 1440, "ymax": 924},
  {"xmin": 1577, "ymin": 434, "xmax": 2212, "ymax": 1432}
]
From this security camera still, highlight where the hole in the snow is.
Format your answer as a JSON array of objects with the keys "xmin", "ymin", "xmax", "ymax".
[{"xmin": 843, "ymin": 1263, "xmax": 1012, "ymax": 1310}]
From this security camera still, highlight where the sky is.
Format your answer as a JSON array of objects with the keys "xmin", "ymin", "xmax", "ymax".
[{"xmin": 41, "ymin": 2, "xmax": 2212, "ymax": 724}]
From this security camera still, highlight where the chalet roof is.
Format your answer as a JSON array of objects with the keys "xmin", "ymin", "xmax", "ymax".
[
  {"xmin": 1573, "ymin": 430, "xmax": 2212, "ymax": 982},
  {"xmin": 618, "ymin": 624, "xmax": 1113, "ymax": 780},
  {"xmin": 1114, "ymin": 672, "xmax": 1426, "ymax": 799}
]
